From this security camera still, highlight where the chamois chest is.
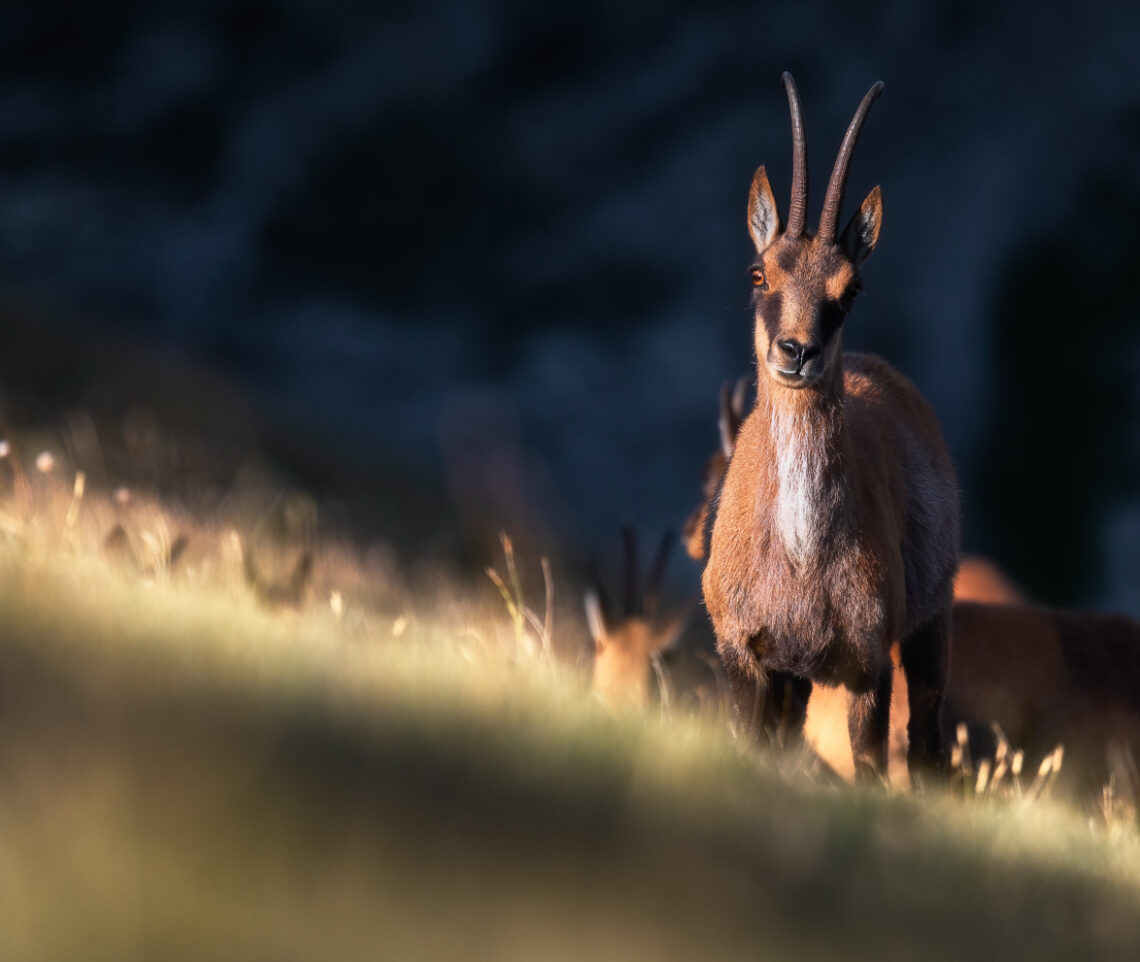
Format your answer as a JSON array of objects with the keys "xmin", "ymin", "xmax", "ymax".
[{"xmin": 702, "ymin": 404, "xmax": 900, "ymax": 690}]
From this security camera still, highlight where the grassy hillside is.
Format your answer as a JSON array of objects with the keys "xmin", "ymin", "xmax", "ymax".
[{"xmin": 2, "ymin": 482, "xmax": 1140, "ymax": 960}]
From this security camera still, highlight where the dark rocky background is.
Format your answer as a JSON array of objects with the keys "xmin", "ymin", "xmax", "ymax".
[{"xmin": 0, "ymin": 0, "xmax": 1138, "ymax": 611}]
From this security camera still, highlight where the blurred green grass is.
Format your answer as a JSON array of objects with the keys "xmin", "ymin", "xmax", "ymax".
[{"xmin": 2, "ymin": 539, "xmax": 1140, "ymax": 961}]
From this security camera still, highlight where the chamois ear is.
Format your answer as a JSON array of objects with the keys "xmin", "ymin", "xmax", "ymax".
[
  {"xmin": 681, "ymin": 501, "xmax": 709, "ymax": 562},
  {"xmin": 841, "ymin": 185, "xmax": 882, "ymax": 269},
  {"xmin": 584, "ymin": 590, "xmax": 608, "ymax": 652},
  {"xmin": 718, "ymin": 376, "xmax": 749, "ymax": 458},
  {"xmin": 747, "ymin": 166, "xmax": 780, "ymax": 253}
]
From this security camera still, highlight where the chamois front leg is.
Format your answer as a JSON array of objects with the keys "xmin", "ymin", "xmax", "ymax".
[
  {"xmin": 900, "ymin": 610, "xmax": 951, "ymax": 782},
  {"xmin": 718, "ymin": 641, "xmax": 767, "ymax": 744},
  {"xmin": 719, "ymin": 640, "xmax": 812, "ymax": 748},
  {"xmin": 846, "ymin": 664, "xmax": 893, "ymax": 783},
  {"xmin": 762, "ymin": 670, "xmax": 813, "ymax": 749}
]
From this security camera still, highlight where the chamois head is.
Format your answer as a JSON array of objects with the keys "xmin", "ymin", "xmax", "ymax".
[
  {"xmin": 586, "ymin": 528, "xmax": 686, "ymax": 707},
  {"xmin": 749, "ymin": 73, "xmax": 884, "ymax": 390}
]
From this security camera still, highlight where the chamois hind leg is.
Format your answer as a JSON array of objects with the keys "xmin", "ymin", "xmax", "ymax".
[
  {"xmin": 900, "ymin": 610, "xmax": 951, "ymax": 782},
  {"xmin": 847, "ymin": 665, "xmax": 893, "ymax": 784}
]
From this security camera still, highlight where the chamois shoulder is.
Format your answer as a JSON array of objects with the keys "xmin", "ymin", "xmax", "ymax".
[
  {"xmin": 843, "ymin": 352, "xmax": 919, "ymax": 404},
  {"xmin": 843, "ymin": 351, "xmax": 948, "ymax": 448}
]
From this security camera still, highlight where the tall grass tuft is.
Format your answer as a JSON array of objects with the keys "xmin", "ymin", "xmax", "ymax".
[{"xmin": 485, "ymin": 531, "xmax": 555, "ymax": 671}]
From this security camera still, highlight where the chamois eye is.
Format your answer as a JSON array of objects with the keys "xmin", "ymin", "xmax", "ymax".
[
  {"xmin": 841, "ymin": 281, "xmax": 862, "ymax": 309},
  {"xmin": 750, "ymin": 268, "xmax": 767, "ymax": 289}
]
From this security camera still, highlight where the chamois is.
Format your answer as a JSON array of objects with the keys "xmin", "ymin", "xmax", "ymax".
[
  {"xmin": 690, "ymin": 382, "xmax": 1140, "ymax": 799},
  {"xmin": 586, "ymin": 528, "xmax": 688, "ymax": 708},
  {"xmin": 701, "ymin": 74, "xmax": 959, "ymax": 781},
  {"xmin": 943, "ymin": 602, "xmax": 1140, "ymax": 799}
]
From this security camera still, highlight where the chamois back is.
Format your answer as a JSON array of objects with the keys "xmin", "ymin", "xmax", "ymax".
[{"xmin": 953, "ymin": 556, "xmax": 1025, "ymax": 605}]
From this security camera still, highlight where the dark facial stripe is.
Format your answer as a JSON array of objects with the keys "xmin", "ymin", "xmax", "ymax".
[
  {"xmin": 819, "ymin": 298, "xmax": 847, "ymax": 346},
  {"xmin": 820, "ymin": 281, "xmax": 861, "ymax": 344},
  {"xmin": 755, "ymin": 290, "xmax": 784, "ymax": 344}
]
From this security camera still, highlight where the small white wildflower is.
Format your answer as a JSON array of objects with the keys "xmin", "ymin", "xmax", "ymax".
[
  {"xmin": 35, "ymin": 451, "xmax": 54, "ymax": 473},
  {"xmin": 329, "ymin": 590, "xmax": 344, "ymax": 620},
  {"xmin": 0, "ymin": 439, "xmax": 9, "ymax": 458}
]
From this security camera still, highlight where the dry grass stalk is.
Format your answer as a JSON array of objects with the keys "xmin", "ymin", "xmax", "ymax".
[
  {"xmin": 948, "ymin": 720, "xmax": 1058, "ymax": 809},
  {"xmin": 1100, "ymin": 740, "xmax": 1139, "ymax": 833},
  {"xmin": 649, "ymin": 650, "xmax": 673, "ymax": 720},
  {"xmin": 987, "ymin": 724, "xmax": 1012, "ymax": 796},
  {"xmin": 956, "ymin": 722, "xmax": 972, "ymax": 777},
  {"xmin": 1025, "ymin": 746, "xmax": 1065, "ymax": 805},
  {"xmin": 696, "ymin": 650, "xmax": 732, "ymax": 724},
  {"xmin": 63, "ymin": 470, "xmax": 86, "ymax": 534},
  {"xmin": 485, "ymin": 532, "xmax": 555, "ymax": 670},
  {"xmin": 975, "ymin": 759, "xmax": 992, "ymax": 796},
  {"xmin": 1011, "ymin": 749, "xmax": 1025, "ymax": 799}
]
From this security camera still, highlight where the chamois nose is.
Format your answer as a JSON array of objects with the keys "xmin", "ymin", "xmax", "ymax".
[{"xmin": 776, "ymin": 339, "xmax": 820, "ymax": 369}]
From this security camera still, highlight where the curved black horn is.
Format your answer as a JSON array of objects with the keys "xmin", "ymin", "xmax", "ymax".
[
  {"xmin": 818, "ymin": 80, "xmax": 883, "ymax": 242},
  {"xmin": 781, "ymin": 72, "xmax": 808, "ymax": 238},
  {"xmin": 644, "ymin": 528, "xmax": 674, "ymax": 618},
  {"xmin": 621, "ymin": 525, "xmax": 639, "ymax": 616}
]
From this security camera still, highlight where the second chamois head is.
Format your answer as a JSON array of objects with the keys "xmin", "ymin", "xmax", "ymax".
[
  {"xmin": 749, "ymin": 73, "xmax": 883, "ymax": 391},
  {"xmin": 587, "ymin": 528, "xmax": 687, "ymax": 708}
]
